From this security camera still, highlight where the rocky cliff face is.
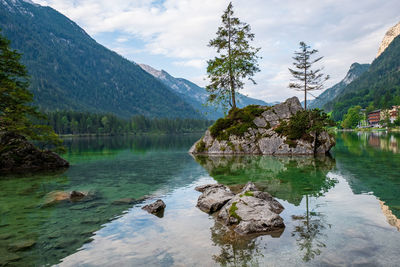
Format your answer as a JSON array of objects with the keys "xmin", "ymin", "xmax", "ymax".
[
  {"xmin": 377, "ymin": 21, "xmax": 400, "ymax": 58},
  {"xmin": 189, "ymin": 97, "xmax": 335, "ymax": 155}
]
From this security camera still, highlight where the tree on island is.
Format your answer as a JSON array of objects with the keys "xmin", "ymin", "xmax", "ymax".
[
  {"xmin": 206, "ymin": 2, "xmax": 261, "ymax": 111},
  {"xmin": 0, "ymin": 29, "xmax": 62, "ymax": 150},
  {"xmin": 289, "ymin": 42, "xmax": 329, "ymax": 110}
]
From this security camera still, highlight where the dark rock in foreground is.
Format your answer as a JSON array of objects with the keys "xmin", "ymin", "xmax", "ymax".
[
  {"xmin": 0, "ymin": 132, "xmax": 69, "ymax": 173},
  {"xmin": 190, "ymin": 97, "xmax": 335, "ymax": 155},
  {"xmin": 142, "ymin": 199, "xmax": 166, "ymax": 218},
  {"xmin": 196, "ymin": 182, "xmax": 285, "ymax": 235}
]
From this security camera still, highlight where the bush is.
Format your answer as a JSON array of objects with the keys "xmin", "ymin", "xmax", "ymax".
[
  {"xmin": 275, "ymin": 109, "xmax": 335, "ymax": 143},
  {"xmin": 209, "ymin": 105, "xmax": 267, "ymax": 140}
]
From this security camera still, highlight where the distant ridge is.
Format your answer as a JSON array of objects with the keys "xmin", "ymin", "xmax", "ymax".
[{"xmin": 139, "ymin": 64, "xmax": 276, "ymax": 120}]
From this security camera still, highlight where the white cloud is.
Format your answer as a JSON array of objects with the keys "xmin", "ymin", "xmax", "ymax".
[
  {"xmin": 34, "ymin": 0, "xmax": 400, "ymax": 102},
  {"xmin": 172, "ymin": 59, "xmax": 205, "ymax": 69}
]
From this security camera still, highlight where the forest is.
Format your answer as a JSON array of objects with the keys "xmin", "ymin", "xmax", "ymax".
[{"xmin": 41, "ymin": 111, "xmax": 214, "ymax": 135}]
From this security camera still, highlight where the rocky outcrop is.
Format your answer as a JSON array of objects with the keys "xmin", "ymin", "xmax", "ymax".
[
  {"xmin": 142, "ymin": 199, "xmax": 166, "ymax": 217},
  {"xmin": 377, "ymin": 21, "xmax": 400, "ymax": 58},
  {"xmin": 195, "ymin": 184, "xmax": 235, "ymax": 213},
  {"xmin": 0, "ymin": 132, "xmax": 69, "ymax": 173},
  {"xmin": 196, "ymin": 182, "xmax": 285, "ymax": 235},
  {"xmin": 189, "ymin": 97, "xmax": 335, "ymax": 155}
]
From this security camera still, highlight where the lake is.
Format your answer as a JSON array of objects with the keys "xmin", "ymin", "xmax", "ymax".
[{"xmin": 1, "ymin": 132, "xmax": 400, "ymax": 266}]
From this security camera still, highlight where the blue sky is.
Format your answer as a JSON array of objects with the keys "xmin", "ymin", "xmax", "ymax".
[{"xmin": 35, "ymin": 0, "xmax": 400, "ymax": 103}]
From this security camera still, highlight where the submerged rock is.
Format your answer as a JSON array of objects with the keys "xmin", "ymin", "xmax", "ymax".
[
  {"xmin": 112, "ymin": 198, "xmax": 137, "ymax": 205},
  {"xmin": 196, "ymin": 184, "xmax": 235, "ymax": 213},
  {"xmin": 196, "ymin": 182, "xmax": 285, "ymax": 235},
  {"xmin": 142, "ymin": 199, "xmax": 166, "ymax": 217},
  {"xmin": 0, "ymin": 132, "xmax": 69, "ymax": 173},
  {"xmin": 8, "ymin": 239, "xmax": 36, "ymax": 251},
  {"xmin": 189, "ymin": 97, "xmax": 335, "ymax": 155},
  {"xmin": 43, "ymin": 190, "xmax": 89, "ymax": 206}
]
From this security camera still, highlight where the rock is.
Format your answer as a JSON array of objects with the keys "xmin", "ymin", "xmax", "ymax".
[
  {"xmin": 377, "ymin": 21, "xmax": 400, "ymax": 58},
  {"xmin": 0, "ymin": 252, "xmax": 21, "ymax": 265},
  {"xmin": 142, "ymin": 199, "xmax": 166, "ymax": 217},
  {"xmin": 69, "ymin": 190, "xmax": 86, "ymax": 201},
  {"xmin": 196, "ymin": 184, "xmax": 235, "ymax": 213},
  {"xmin": 8, "ymin": 239, "xmax": 36, "ymax": 251},
  {"xmin": 217, "ymin": 182, "xmax": 285, "ymax": 235},
  {"xmin": 196, "ymin": 182, "xmax": 285, "ymax": 236},
  {"xmin": 189, "ymin": 97, "xmax": 334, "ymax": 155},
  {"xmin": 195, "ymin": 183, "xmax": 227, "ymax": 193},
  {"xmin": 43, "ymin": 190, "xmax": 89, "ymax": 206},
  {"xmin": 112, "ymin": 198, "xmax": 136, "ymax": 205},
  {"xmin": 0, "ymin": 132, "xmax": 69, "ymax": 173}
]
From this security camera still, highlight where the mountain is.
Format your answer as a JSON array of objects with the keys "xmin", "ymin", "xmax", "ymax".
[
  {"xmin": 308, "ymin": 63, "xmax": 370, "ymax": 110},
  {"xmin": 0, "ymin": 0, "xmax": 201, "ymax": 119},
  {"xmin": 326, "ymin": 33, "xmax": 400, "ymax": 121},
  {"xmin": 376, "ymin": 21, "xmax": 400, "ymax": 58},
  {"xmin": 139, "ymin": 64, "xmax": 274, "ymax": 120}
]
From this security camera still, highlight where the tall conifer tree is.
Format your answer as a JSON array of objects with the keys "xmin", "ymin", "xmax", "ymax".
[
  {"xmin": 0, "ymin": 29, "xmax": 62, "ymax": 149},
  {"xmin": 289, "ymin": 42, "xmax": 329, "ymax": 110},
  {"xmin": 206, "ymin": 2, "xmax": 260, "ymax": 111}
]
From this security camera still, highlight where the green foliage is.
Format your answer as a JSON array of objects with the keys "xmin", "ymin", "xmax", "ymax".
[
  {"xmin": 229, "ymin": 202, "xmax": 242, "ymax": 222},
  {"xmin": 0, "ymin": 29, "xmax": 63, "ymax": 150},
  {"xmin": 0, "ymin": 2, "xmax": 200, "ymax": 119},
  {"xmin": 328, "ymin": 35, "xmax": 400, "ymax": 121},
  {"xmin": 42, "ymin": 111, "xmax": 213, "ymax": 135},
  {"xmin": 289, "ymin": 42, "xmax": 329, "ymax": 110},
  {"xmin": 195, "ymin": 139, "xmax": 207, "ymax": 153},
  {"xmin": 394, "ymin": 117, "xmax": 400, "ymax": 127},
  {"xmin": 239, "ymin": 191, "xmax": 254, "ymax": 197},
  {"xmin": 341, "ymin": 106, "xmax": 362, "ymax": 129},
  {"xmin": 209, "ymin": 105, "xmax": 266, "ymax": 140},
  {"xmin": 275, "ymin": 109, "xmax": 335, "ymax": 144},
  {"xmin": 206, "ymin": 2, "xmax": 260, "ymax": 110}
]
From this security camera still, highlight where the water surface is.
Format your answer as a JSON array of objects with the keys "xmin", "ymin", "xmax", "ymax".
[{"xmin": 1, "ymin": 132, "xmax": 400, "ymax": 266}]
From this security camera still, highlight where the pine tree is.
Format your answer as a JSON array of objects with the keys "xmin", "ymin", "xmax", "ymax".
[
  {"xmin": 0, "ymin": 29, "xmax": 62, "ymax": 149},
  {"xmin": 289, "ymin": 42, "xmax": 329, "ymax": 110},
  {"xmin": 206, "ymin": 2, "xmax": 260, "ymax": 111}
]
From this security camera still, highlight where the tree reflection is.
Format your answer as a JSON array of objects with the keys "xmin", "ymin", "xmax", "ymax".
[
  {"xmin": 291, "ymin": 200, "xmax": 330, "ymax": 262},
  {"xmin": 193, "ymin": 154, "xmax": 337, "ymax": 206},
  {"xmin": 210, "ymin": 220, "xmax": 284, "ymax": 266},
  {"xmin": 193, "ymin": 154, "xmax": 337, "ymax": 263}
]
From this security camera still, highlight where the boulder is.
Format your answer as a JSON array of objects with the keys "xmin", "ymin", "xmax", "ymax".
[
  {"xmin": 142, "ymin": 199, "xmax": 166, "ymax": 217},
  {"xmin": 218, "ymin": 182, "xmax": 285, "ymax": 235},
  {"xmin": 189, "ymin": 97, "xmax": 335, "ymax": 155},
  {"xmin": 196, "ymin": 182, "xmax": 285, "ymax": 235},
  {"xmin": 0, "ymin": 132, "xmax": 69, "ymax": 173},
  {"xmin": 196, "ymin": 184, "xmax": 235, "ymax": 213}
]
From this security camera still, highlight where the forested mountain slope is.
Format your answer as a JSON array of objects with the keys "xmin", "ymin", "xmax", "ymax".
[{"xmin": 0, "ymin": 0, "xmax": 201, "ymax": 118}]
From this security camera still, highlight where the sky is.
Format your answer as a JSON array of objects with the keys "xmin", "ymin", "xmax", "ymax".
[{"xmin": 35, "ymin": 0, "xmax": 400, "ymax": 103}]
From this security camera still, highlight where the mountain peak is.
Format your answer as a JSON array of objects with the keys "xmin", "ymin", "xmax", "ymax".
[
  {"xmin": 377, "ymin": 21, "xmax": 400, "ymax": 58},
  {"xmin": 343, "ymin": 62, "xmax": 369, "ymax": 85}
]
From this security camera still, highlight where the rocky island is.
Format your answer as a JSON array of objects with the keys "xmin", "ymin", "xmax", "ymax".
[{"xmin": 189, "ymin": 97, "xmax": 335, "ymax": 155}]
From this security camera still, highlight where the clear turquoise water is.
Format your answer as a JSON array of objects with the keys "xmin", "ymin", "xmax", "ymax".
[{"xmin": 1, "ymin": 132, "xmax": 400, "ymax": 266}]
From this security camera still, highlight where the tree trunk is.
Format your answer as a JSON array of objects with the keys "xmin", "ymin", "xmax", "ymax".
[{"xmin": 227, "ymin": 10, "xmax": 236, "ymax": 109}]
